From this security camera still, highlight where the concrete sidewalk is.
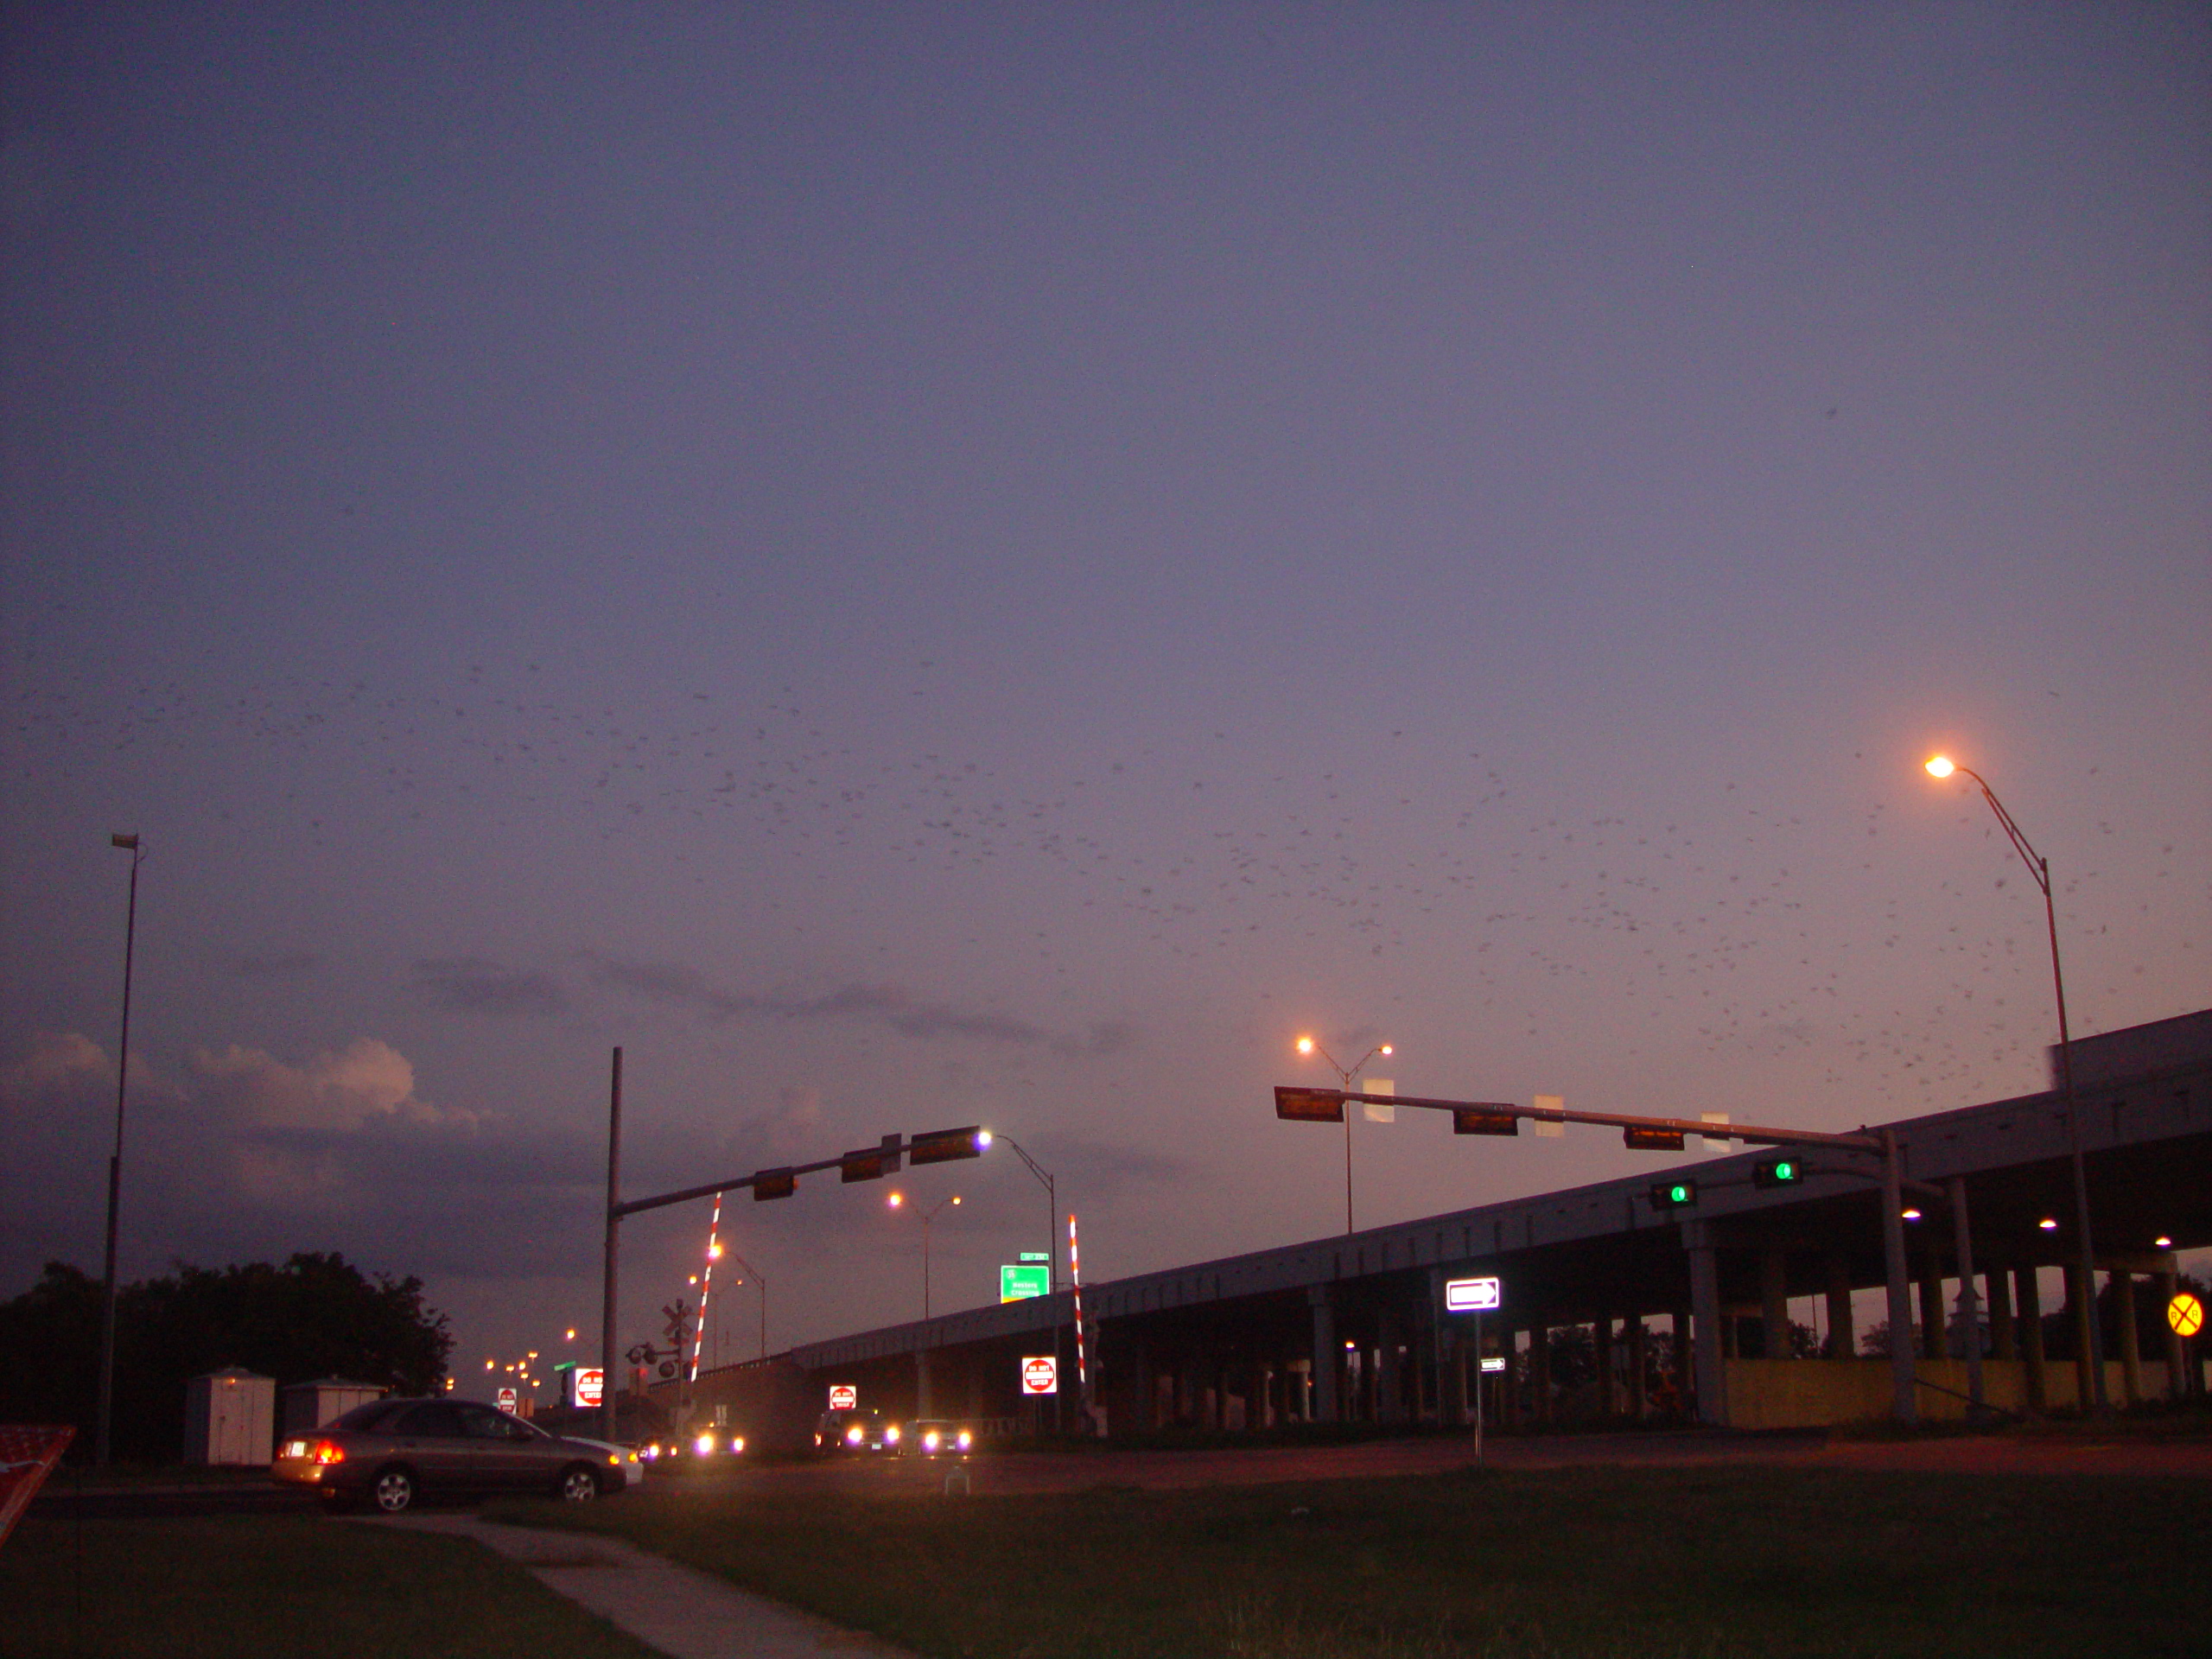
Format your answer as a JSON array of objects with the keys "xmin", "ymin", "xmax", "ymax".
[{"xmin": 380, "ymin": 1512, "xmax": 917, "ymax": 1658}]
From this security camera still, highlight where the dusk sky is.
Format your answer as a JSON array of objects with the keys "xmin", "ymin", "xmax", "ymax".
[{"xmin": 4, "ymin": 5, "xmax": 2206, "ymax": 1388}]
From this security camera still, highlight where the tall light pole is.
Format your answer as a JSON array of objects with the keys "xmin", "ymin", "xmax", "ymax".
[
  {"xmin": 1923, "ymin": 755, "xmax": 2106, "ymax": 1411},
  {"xmin": 995, "ymin": 1137, "xmax": 1058, "ymax": 1289},
  {"xmin": 719, "ymin": 1246, "xmax": 769, "ymax": 1362},
  {"xmin": 887, "ymin": 1191, "xmax": 960, "ymax": 1319},
  {"xmin": 94, "ymin": 833, "xmax": 143, "ymax": 1467},
  {"xmin": 1294, "ymin": 1034, "xmax": 1392, "ymax": 1234}
]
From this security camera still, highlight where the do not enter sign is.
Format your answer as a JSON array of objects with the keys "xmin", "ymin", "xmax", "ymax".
[
  {"xmin": 2171, "ymin": 1292, "xmax": 2204, "ymax": 1338},
  {"xmin": 1020, "ymin": 1356, "xmax": 1058, "ymax": 1395}
]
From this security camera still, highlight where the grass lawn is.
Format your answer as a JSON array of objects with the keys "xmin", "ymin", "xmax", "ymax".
[
  {"xmin": 0, "ymin": 1512, "xmax": 665, "ymax": 1659},
  {"xmin": 528, "ymin": 1463, "xmax": 2212, "ymax": 1658}
]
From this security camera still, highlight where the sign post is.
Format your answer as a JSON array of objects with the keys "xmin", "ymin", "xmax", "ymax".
[{"xmin": 1443, "ymin": 1275, "xmax": 1503, "ymax": 1465}]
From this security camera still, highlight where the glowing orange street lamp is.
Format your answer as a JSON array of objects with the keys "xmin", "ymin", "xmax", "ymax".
[
  {"xmin": 1923, "ymin": 753, "xmax": 2106, "ymax": 1411},
  {"xmin": 1295, "ymin": 1034, "xmax": 1394, "ymax": 1235}
]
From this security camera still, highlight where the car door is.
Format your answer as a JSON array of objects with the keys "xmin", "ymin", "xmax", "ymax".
[
  {"xmin": 457, "ymin": 1402, "xmax": 552, "ymax": 1491},
  {"xmin": 388, "ymin": 1402, "xmax": 474, "ymax": 1491}
]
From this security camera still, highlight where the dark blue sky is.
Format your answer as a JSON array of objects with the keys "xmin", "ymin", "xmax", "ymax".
[{"xmin": 4, "ymin": 5, "xmax": 2206, "ymax": 1385}]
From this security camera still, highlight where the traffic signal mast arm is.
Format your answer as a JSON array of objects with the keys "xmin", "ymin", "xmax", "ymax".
[
  {"xmin": 612, "ymin": 1134, "xmax": 907, "ymax": 1219},
  {"xmin": 1281, "ymin": 1087, "xmax": 1882, "ymax": 1154}
]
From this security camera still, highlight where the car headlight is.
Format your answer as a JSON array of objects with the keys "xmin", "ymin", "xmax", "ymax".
[{"xmin": 885, "ymin": 1425, "xmax": 900, "ymax": 1444}]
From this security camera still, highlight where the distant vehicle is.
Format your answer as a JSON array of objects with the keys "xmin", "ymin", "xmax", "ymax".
[
  {"xmin": 903, "ymin": 1420, "xmax": 975, "ymax": 1457},
  {"xmin": 272, "ymin": 1397, "xmax": 637, "ymax": 1513},
  {"xmin": 814, "ymin": 1407, "xmax": 900, "ymax": 1453}
]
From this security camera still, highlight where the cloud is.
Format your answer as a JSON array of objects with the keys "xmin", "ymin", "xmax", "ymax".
[
  {"xmin": 588, "ymin": 957, "xmax": 1139, "ymax": 1057},
  {"xmin": 190, "ymin": 1038, "xmax": 474, "ymax": 1133},
  {"xmin": 413, "ymin": 957, "xmax": 568, "ymax": 1018},
  {"xmin": 1, "ymin": 1030, "xmax": 110, "ymax": 1101}
]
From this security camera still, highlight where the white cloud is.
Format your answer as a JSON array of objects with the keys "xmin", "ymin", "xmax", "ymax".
[
  {"xmin": 1, "ymin": 1030, "xmax": 110, "ymax": 1101},
  {"xmin": 190, "ymin": 1038, "xmax": 477, "ymax": 1133}
]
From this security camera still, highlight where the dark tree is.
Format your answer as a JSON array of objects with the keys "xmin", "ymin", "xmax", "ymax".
[{"xmin": 0, "ymin": 1254, "xmax": 452, "ymax": 1463}]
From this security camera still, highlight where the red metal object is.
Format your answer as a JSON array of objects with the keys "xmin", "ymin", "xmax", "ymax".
[{"xmin": 0, "ymin": 1426, "xmax": 74, "ymax": 1548}]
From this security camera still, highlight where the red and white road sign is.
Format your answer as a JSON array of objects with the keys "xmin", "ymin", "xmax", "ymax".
[
  {"xmin": 827, "ymin": 1383, "xmax": 858, "ymax": 1411},
  {"xmin": 1020, "ymin": 1356, "xmax": 1058, "ymax": 1395},
  {"xmin": 573, "ymin": 1368, "xmax": 604, "ymax": 1408},
  {"xmin": 496, "ymin": 1387, "xmax": 518, "ymax": 1414}
]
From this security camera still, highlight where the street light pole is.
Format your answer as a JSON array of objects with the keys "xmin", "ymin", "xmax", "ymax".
[
  {"xmin": 94, "ymin": 833, "xmax": 143, "ymax": 1468},
  {"xmin": 996, "ymin": 1137, "xmax": 1058, "ymax": 1289},
  {"xmin": 889, "ymin": 1192, "xmax": 961, "ymax": 1320},
  {"xmin": 1924, "ymin": 756, "xmax": 2106, "ymax": 1411},
  {"xmin": 1295, "ymin": 1035, "xmax": 1392, "ymax": 1235}
]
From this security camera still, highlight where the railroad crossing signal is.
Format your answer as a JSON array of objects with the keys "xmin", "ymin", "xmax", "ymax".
[
  {"xmin": 2171, "ymin": 1292, "xmax": 2204, "ymax": 1338},
  {"xmin": 1649, "ymin": 1179, "xmax": 1698, "ymax": 1211}
]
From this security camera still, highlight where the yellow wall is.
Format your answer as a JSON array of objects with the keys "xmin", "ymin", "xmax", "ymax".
[{"xmin": 1720, "ymin": 1358, "xmax": 2165, "ymax": 1427}]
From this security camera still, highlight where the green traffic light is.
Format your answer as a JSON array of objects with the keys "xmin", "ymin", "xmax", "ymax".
[
  {"xmin": 1670, "ymin": 1184, "xmax": 1689, "ymax": 1203},
  {"xmin": 1775, "ymin": 1161, "xmax": 1795, "ymax": 1181}
]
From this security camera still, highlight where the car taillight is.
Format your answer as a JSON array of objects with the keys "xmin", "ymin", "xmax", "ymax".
[{"xmin": 310, "ymin": 1440, "xmax": 346, "ymax": 1465}]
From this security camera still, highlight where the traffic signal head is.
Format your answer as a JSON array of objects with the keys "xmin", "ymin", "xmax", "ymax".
[
  {"xmin": 1624, "ymin": 1126, "xmax": 1687, "ymax": 1151},
  {"xmin": 908, "ymin": 1126, "xmax": 990, "ymax": 1166},
  {"xmin": 1275, "ymin": 1086, "xmax": 1345, "ymax": 1123},
  {"xmin": 1452, "ymin": 1107, "xmax": 1519, "ymax": 1136},
  {"xmin": 1753, "ymin": 1157, "xmax": 1803, "ymax": 1189},
  {"xmin": 841, "ymin": 1147, "xmax": 899, "ymax": 1183},
  {"xmin": 752, "ymin": 1167, "xmax": 797, "ymax": 1201},
  {"xmin": 1649, "ymin": 1179, "xmax": 1698, "ymax": 1211}
]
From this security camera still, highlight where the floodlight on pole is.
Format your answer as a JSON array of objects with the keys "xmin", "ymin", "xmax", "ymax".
[
  {"xmin": 1922, "ymin": 753, "xmax": 2106, "ymax": 1410},
  {"xmin": 1294, "ymin": 1034, "xmax": 1393, "ymax": 1235}
]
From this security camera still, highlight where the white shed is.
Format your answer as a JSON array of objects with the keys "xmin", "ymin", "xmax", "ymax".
[
  {"xmin": 185, "ymin": 1367, "xmax": 276, "ymax": 1466},
  {"xmin": 280, "ymin": 1378, "xmax": 385, "ymax": 1437}
]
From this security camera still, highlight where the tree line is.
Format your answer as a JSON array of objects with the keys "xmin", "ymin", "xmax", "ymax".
[{"xmin": 0, "ymin": 1253, "xmax": 452, "ymax": 1463}]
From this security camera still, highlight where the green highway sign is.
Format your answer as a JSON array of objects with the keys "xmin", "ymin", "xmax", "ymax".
[
  {"xmin": 1001, "ymin": 1263, "xmax": 1050, "ymax": 1302},
  {"xmin": 1019, "ymin": 1251, "xmax": 1050, "ymax": 1263}
]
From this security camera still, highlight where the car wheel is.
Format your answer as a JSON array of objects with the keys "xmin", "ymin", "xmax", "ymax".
[
  {"xmin": 372, "ymin": 1466, "xmax": 416, "ymax": 1514},
  {"xmin": 557, "ymin": 1465, "xmax": 600, "ymax": 1503}
]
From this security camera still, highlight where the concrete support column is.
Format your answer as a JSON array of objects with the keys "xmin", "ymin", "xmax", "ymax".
[
  {"xmin": 1948, "ymin": 1177, "xmax": 1984, "ymax": 1410},
  {"xmin": 2067, "ymin": 1261, "xmax": 2099, "ymax": 1415},
  {"xmin": 2114, "ymin": 1272, "xmax": 2142, "ymax": 1407},
  {"xmin": 2063, "ymin": 1262, "xmax": 2094, "ymax": 1411},
  {"xmin": 1376, "ymin": 1309, "xmax": 1403, "ymax": 1425},
  {"xmin": 1529, "ymin": 1325, "xmax": 1553, "ymax": 1425},
  {"xmin": 1307, "ymin": 1287, "xmax": 1338, "ymax": 1426},
  {"xmin": 916, "ymin": 1348, "xmax": 933, "ymax": 1421},
  {"xmin": 1878, "ymin": 1130, "xmax": 1916, "ymax": 1424},
  {"xmin": 2017, "ymin": 1266, "xmax": 2047, "ymax": 1414},
  {"xmin": 1760, "ymin": 1252, "xmax": 1790, "ymax": 1360},
  {"xmin": 1917, "ymin": 1255, "xmax": 1947, "ymax": 1360},
  {"xmin": 1601, "ymin": 1309, "xmax": 1618, "ymax": 1415},
  {"xmin": 1671, "ymin": 1306, "xmax": 1694, "ymax": 1415},
  {"xmin": 1824, "ymin": 1255, "xmax": 1854, "ymax": 1361},
  {"xmin": 1987, "ymin": 1265, "xmax": 2017, "ymax": 1362},
  {"xmin": 1688, "ymin": 1224, "xmax": 1726, "ymax": 1427},
  {"xmin": 1625, "ymin": 1314, "xmax": 1648, "ymax": 1417}
]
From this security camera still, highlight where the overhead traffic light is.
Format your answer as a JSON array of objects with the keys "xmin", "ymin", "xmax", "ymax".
[
  {"xmin": 752, "ymin": 1167, "xmax": 796, "ymax": 1201},
  {"xmin": 908, "ymin": 1125, "xmax": 991, "ymax": 1166},
  {"xmin": 841, "ymin": 1136, "xmax": 903, "ymax": 1183},
  {"xmin": 1452, "ymin": 1107, "xmax": 1519, "ymax": 1136},
  {"xmin": 1649, "ymin": 1179, "xmax": 1699, "ymax": 1211},
  {"xmin": 1752, "ymin": 1157, "xmax": 1804, "ymax": 1189},
  {"xmin": 1274, "ymin": 1087, "xmax": 1346, "ymax": 1123},
  {"xmin": 1624, "ymin": 1126, "xmax": 1687, "ymax": 1151}
]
